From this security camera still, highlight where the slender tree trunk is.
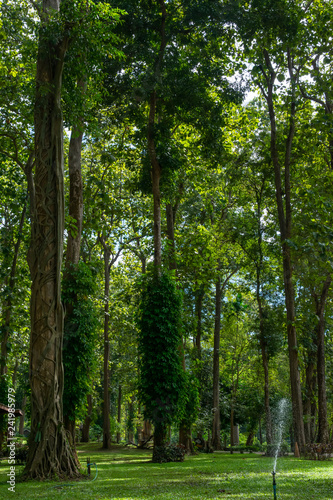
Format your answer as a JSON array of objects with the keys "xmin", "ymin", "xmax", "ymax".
[
  {"xmin": 63, "ymin": 80, "xmax": 85, "ymax": 443},
  {"xmin": 116, "ymin": 384, "xmax": 122, "ymax": 443},
  {"xmin": 303, "ymin": 350, "xmax": 316, "ymax": 444},
  {"xmin": 261, "ymin": 49, "xmax": 305, "ymax": 451},
  {"xmin": 81, "ymin": 394, "xmax": 92, "ymax": 442},
  {"xmin": 166, "ymin": 203, "xmax": 176, "ymax": 270},
  {"xmin": 148, "ymin": 91, "xmax": 162, "ymax": 269},
  {"xmin": 312, "ymin": 276, "xmax": 331, "ymax": 443},
  {"xmin": 195, "ymin": 288, "xmax": 204, "ymax": 353},
  {"xmin": 102, "ymin": 247, "xmax": 111, "ymax": 449},
  {"xmin": 255, "ymin": 187, "xmax": 273, "ymax": 445},
  {"xmin": 230, "ymin": 405, "xmax": 235, "ymax": 448},
  {"xmin": 212, "ymin": 276, "xmax": 222, "ymax": 450},
  {"xmin": 24, "ymin": 0, "xmax": 78, "ymax": 479},
  {"xmin": 0, "ymin": 203, "xmax": 26, "ymax": 376}
]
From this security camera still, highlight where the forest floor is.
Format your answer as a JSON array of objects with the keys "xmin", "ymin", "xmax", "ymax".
[{"xmin": 0, "ymin": 442, "xmax": 332, "ymax": 499}]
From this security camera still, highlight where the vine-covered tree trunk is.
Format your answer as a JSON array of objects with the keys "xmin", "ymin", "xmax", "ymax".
[
  {"xmin": 212, "ymin": 276, "xmax": 222, "ymax": 450},
  {"xmin": 24, "ymin": 0, "xmax": 79, "ymax": 479}
]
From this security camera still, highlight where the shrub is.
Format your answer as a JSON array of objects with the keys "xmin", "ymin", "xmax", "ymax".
[
  {"xmin": 305, "ymin": 443, "xmax": 333, "ymax": 460},
  {"xmin": 152, "ymin": 444, "xmax": 186, "ymax": 463},
  {"xmin": 89, "ymin": 424, "xmax": 103, "ymax": 442}
]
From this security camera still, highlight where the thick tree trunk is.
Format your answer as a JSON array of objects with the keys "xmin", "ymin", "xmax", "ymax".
[
  {"xmin": 24, "ymin": 0, "xmax": 78, "ymax": 479},
  {"xmin": 116, "ymin": 384, "xmax": 122, "ymax": 443},
  {"xmin": 102, "ymin": 247, "xmax": 111, "ymax": 449},
  {"xmin": 262, "ymin": 49, "xmax": 305, "ymax": 451},
  {"xmin": 81, "ymin": 394, "xmax": 92, "ymax": 442},
  {"xmin": 212, "ymin": 276, "xmax": 222, "ymax": 450}
]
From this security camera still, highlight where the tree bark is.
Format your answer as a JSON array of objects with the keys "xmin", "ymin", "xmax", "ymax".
[
  {"xmin": 24, "ymin": 0, "xmax": 78, "ymax": 479},
  {"xmin": 212, "ymin": 276, "xmax": 222, "ymax": 450}
]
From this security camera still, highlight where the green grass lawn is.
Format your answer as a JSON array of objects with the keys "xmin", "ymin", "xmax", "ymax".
[{"xmin": 0, "ymin": 443, "xmax": 332, "ymax": 499}]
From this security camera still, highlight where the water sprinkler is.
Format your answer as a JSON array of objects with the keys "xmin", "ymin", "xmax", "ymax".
[{"xmin": 271, "ymin": 471, "xmax": 277, "ymax": 499}]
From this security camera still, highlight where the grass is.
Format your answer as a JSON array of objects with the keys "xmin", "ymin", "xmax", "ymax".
[{"xmin": 0, "ymin": 443, "xmax": 332, "ymax": 499}]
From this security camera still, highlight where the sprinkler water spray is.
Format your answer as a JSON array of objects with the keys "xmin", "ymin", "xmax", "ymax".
[{"xmin": 272, "ymin": 471, "xmax": 277, "ymax": 499}]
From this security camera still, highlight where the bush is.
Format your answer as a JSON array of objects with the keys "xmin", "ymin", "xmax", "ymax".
[
  {"xmin": 152, "ymin": 444, "xmax": 186, "ymax": 463},
  {"xmin": 229, "ymin": 444, "xmax": 261, "ymax": 453},
  {"xmin": 305, "ymin": 443, "xmax": 333, "ymax": 460},
  {"xmin": 89, "ymin": 424, "xmax": 103, "ymax": 442},
  {"xmin": 4, "ymin": 443, "xmax": 29, "ymax": 465}
]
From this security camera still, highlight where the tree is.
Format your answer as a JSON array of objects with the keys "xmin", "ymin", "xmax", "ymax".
[{"xmin": 24, "ymin": 0, "xmax": 78, "ymax": 479}]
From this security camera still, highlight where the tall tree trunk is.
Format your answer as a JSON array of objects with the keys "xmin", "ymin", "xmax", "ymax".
[
  {"xmin": 255, "ymin": 185, "xmax": 273, "ymax": 445},
  {"xmin": 81, "ymin": 394, "xmax": 92, "ymax": 443},
  {"xmin": 102, "ymin": 246, "xmax": 111, "ymax": 449},
  {"xmin": 230, "ymin": 405, "xmax": 235, "ymax": 447},
  {"xmin": 261, "ymin": 49, "xmax": 305, "ymax": 451},
  {"xmin": 0, "ymin": 203, "xmax": 26, "ymax": 376},
  {"xmin": 303, "ymin": 347, "xmax": 316, "ymax": 444},
  {"xmin": 166, "ymin": 203, "xmax": 176, "ymax": 270},
  {"xmin": 116, "ymin": 384, "xmax": 122, "ymax": 443},
  {"xmin": 195, "ymin": 288, "xmax": 204, "ymax": 353},
  {"xmin": 24, "ymin": 0, "xmax": 78, "ymax": 478},
  {"xmin": 312, "ymin": 276, "xmax": 331, "ymax": 443},
  {"xmin": 63, "ymin": 96, "xmax": 85, "ymax": 444},
  {"xmin": 166, "ymin": 201, "xmax": 193, "ymax": 453},
  {"xmin": 148, "ymin": 90, "xmax": 162, "ymax": 269},
  {"xmin": 212, "ymin": 276, "xmax": 222, "ymax": 450}
]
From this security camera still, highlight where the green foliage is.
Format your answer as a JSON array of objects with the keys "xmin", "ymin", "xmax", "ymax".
[
  {"xmin": 137, "ymin": 271, "xmax": 184, "ymax": 428},
  {"xmin": 305, "ymin": 443, "xmax": 333, "ymax": 461},
  {"xmin": 152, "ymin": 443, "xmax": 185, "ymax": 463},
  {"xmin": 62, "ymin": 262, "xmax": 99, "ymax": 422},
  {"xmin": 176, "ymin": 372, "xmax": 200, "ymax": 428}
]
